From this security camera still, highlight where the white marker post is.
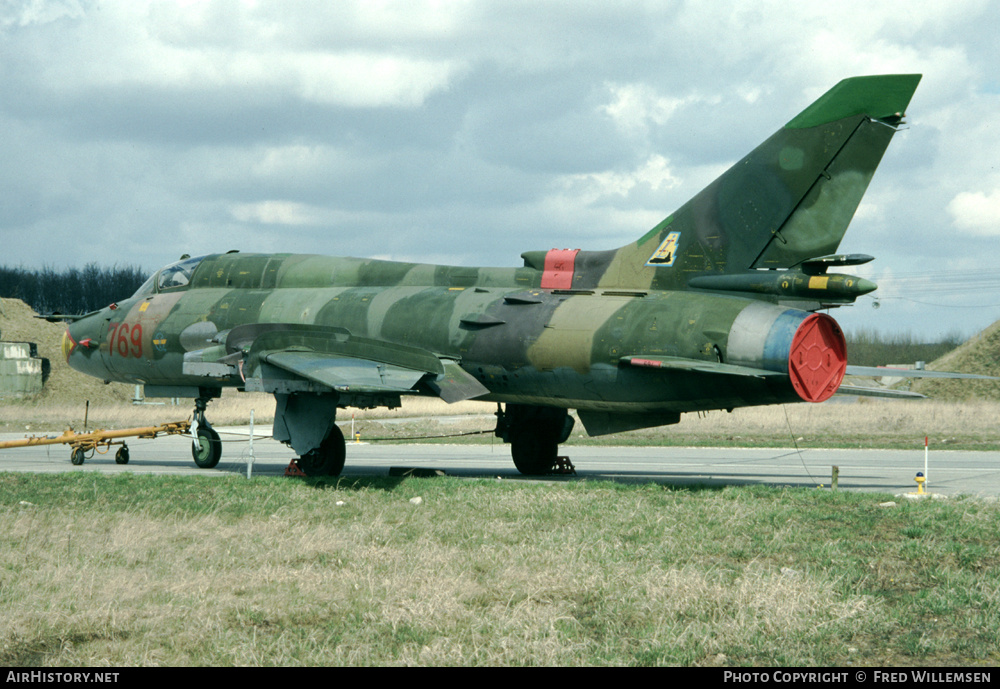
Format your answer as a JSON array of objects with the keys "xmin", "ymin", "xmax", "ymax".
[
  {"xmin": 247, "ymin": 409, "xmax": 255, "ymax": 479},
  {"xmin": 924, "ymin": 436, "xmax": 929, "ymax": 492}
]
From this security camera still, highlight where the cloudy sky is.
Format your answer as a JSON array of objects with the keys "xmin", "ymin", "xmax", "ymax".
[{"xmin": 3, "ymin": 0, "xmax": 1000, "ymax": 340}]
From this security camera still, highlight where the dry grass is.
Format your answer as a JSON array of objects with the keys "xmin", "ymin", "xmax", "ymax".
[
  {"xmin": 0, "ymin": 391, "xmax": 497, "ymax": 435},
  {"xmin": 2, "ymin": 475, "xmax": 997, "ymax": 666},
  {"xmin": 7, "ymin": 476, "xmax": 964, "ymax": 666},
  {"xmin": 613, "ymin": 398, "xmax": 1000, "ymax": 448},
  {"xmin": 913, "ymin": 320, "xmax": 1000, "ymax": 401},
  {"xmin": 0, "ymin": 390, "xmax": 274, "ymax": 432}
]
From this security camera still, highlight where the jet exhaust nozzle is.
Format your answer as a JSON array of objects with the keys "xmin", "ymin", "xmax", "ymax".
[{"xmin": 727, "ymin": 304, "xmax": 847, "ymax": 403}]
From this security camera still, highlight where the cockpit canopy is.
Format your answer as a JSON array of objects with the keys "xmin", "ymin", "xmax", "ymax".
[{"xmin": 132, "ymin": 255, "xmax": 207, "ymax": 297}]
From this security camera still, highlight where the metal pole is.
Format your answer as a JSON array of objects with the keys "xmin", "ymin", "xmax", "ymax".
[
  {"xmin": 924, "ymin": 436, "xmax": 929, "ymax": 492},
  {"xmin": 247, "ymin": 408, "xmax": 255, "ymax": 479}
]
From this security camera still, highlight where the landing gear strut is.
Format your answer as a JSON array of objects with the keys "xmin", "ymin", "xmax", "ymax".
[
  {"xmin": 191, "ymin": 395, "xmax": 222, "ymax": 469},
  {"xmin": 496, "ymin": 404, "xmax": 575, "ymax": 475}
]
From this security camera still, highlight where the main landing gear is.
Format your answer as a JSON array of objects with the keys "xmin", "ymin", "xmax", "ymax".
[
  {"xmin": 296, "ymin": 425, "xmax": 346, "ymax": 477},
  {"xmin": 271, "ymin": 393, "xmax": 347, "ymax": 477},
  {"xmin": 495, "ymin": 404, "xmax": 575, "ymax": 475}
]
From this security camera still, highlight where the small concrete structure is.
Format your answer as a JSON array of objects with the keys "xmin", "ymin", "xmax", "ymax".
[{"xmin": 0, "ymin": 341, "xmax": 45, "ymax": 397}]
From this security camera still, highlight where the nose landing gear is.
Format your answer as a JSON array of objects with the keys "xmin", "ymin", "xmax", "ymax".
[{"xmin": 190, "ymin": 395, "xmax": 222, "ymax": 469}]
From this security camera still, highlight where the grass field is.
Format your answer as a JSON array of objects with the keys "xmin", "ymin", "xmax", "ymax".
[{"xmin": 1, "ymin": 473, "xmax": 998, "ymax": 666}]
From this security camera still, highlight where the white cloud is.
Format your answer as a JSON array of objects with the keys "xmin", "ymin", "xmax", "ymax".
[
  {"xmin": 602, "ymin": 84, "xmax": 721, "ymax": 138},
  {"xmin": 291, "ymin": 52, "xmax": 460, "ymax": 107},
  {"xmin": 230, "ymin": 200, "xmax": 329, "ymax": 226},
  {"xmin": 67, "ymin": 45, "xmax": 460, "ymax": 108},
  {"xmin": 15, "ymin": 2, "xmax": 464, "ymax": 108},
  {"xmin": 558, "ymin": 155, "xmax": 681, "ymax": 205},
  {"xmin": 249, "ymin": 145, "xmax": 333, "ymax": 178},
  {"xmin": 0, "ymin": 0, "xmax": 84, "ymax": 28},
  {"xmin": 947, "ymin": 190, "xmax": 1000, "ymax": 236}
]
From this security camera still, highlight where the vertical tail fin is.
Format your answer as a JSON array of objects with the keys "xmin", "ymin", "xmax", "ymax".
[{"xmin": 580, "ymin": 74, "xmax": 921, "ymax": 290}]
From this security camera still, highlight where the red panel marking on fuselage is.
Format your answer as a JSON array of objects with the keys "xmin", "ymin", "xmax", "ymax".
[
  {"xmin": 787, "ymin": 312, "xmax": 847, "ymax": 403},
  {"xmin": 540, "ymin": 249, "xmax": 580, "ymax": 289}
]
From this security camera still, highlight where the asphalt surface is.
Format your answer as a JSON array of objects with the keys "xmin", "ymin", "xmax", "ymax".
[{"xmin": 1, "ymin": 425, "xmax": 997, "ymax": 498}]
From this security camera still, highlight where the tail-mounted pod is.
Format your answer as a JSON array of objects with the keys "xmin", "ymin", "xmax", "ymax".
[{"xmin": 727, "ymin": 303, "xmax": 847, "ymax": 402}]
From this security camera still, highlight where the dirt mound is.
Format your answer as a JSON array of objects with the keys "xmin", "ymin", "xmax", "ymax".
[
  {"xmin": 0, "ymin": 298, "xmax": 133, "ymax": 406},
  {"xmin": 912, "ymin": 320, "xmax": 1000, "ymax": 401}
]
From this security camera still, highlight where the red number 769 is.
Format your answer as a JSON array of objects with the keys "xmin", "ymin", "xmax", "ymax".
[{"xmin": 107, "ymin": 322, "xmax": 143, "ymax": 358}]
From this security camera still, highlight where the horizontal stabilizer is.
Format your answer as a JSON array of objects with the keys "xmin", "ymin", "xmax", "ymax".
[
  {"xmin": 845, "ymin": 365, "xmax": 998, "ymax": 380},
  {"xmin": 835, "ymin": 385, "xmax": 926, "ymax": 400}
]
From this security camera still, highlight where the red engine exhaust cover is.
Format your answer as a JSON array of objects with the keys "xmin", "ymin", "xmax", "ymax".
[{"xmin": 788, "ymin": 313, "xmax": 847, "ymax": 403}]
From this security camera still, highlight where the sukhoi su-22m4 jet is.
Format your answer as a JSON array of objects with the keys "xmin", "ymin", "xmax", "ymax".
[{"xmin": 65, "ymin": 74, "xmax": 929, "ymax": 476}]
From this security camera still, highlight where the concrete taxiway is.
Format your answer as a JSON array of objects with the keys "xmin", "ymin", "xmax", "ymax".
[{"xmin": 1, "ymin": 425, "xmax": 997, "ymax": 497}]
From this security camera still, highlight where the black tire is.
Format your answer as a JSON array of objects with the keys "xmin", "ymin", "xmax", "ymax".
[
  {"xmin": 503, "ymin": 405, "xmax": 569, "ymax": 475},
  {"xmin": 511, "ymin": 435, "xmax": 558, "ymax": 475},
  {"xmin": 115, "ymin": 446, "xmax": 130, "ymax": 465},
  {"xmin": 71, "ymin": 447, "xmax": 86, "ymax": 466},
  {"xmin": 298, "ymin": 425, "xmax": 346, "ymax": 477},
  {"xmin": 192, "ymin": 425, "xmax": 222, "ymax": 468}
]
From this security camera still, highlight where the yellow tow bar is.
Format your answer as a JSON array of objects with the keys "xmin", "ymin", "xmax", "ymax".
[{"xmin": 0, "ymin": 421, "xmax": 192, "ymax": 466}]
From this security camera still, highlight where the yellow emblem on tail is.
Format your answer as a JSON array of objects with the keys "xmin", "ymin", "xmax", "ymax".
[{"xmin": 646, "ymin": 232, "xmax": 680, "ymax": 267}]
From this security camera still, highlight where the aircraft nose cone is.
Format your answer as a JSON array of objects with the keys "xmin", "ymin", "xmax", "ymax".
[
  {"xmin": 64, "ymin": 317, "xmax": 101, "ymax": 372},
  {"xmin": 61, "ymin": 328, "xmax": 75, "ymax": 362}
]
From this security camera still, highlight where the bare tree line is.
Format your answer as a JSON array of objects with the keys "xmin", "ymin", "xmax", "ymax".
[{"xmin": 0, "ymin": 264, "xmax": 148, "ymax": 315}]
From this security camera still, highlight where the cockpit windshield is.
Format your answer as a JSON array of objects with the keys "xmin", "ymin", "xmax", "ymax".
[{"xmin": 132, "ymin": 255, "xmax": 207, "ymax": 297}]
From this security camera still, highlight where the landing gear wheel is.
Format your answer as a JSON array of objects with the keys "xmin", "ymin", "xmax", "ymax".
[
  {"xmin": 192, "ymin": 425, "xmax": 222, "ymax": 469},
  {"xmin": 499, "ymin": 404, "xmax": 574, "ymax": 476},
  {"xmin": 298, "ymin": 425, "xmax": 346, "ymax": 477},
  {"xmin": 115, "ymin": 446, "xmax": 130, "ymax": 465},
  {"xmin": 511, "ymin": 437, "xmax": 558, "ymax": 475},
  {"xmin": 71, "ymin": 447, "xmax": 86, "ymax": 466}
]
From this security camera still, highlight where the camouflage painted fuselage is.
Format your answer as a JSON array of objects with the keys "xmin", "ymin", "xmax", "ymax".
[
  {"xmin": 65, "ymin": 250, "xmax": 839, "ymax": 432},
  {"xmin": 64, "ymin": 74, "xmax": 921, "ymax": 442}
]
